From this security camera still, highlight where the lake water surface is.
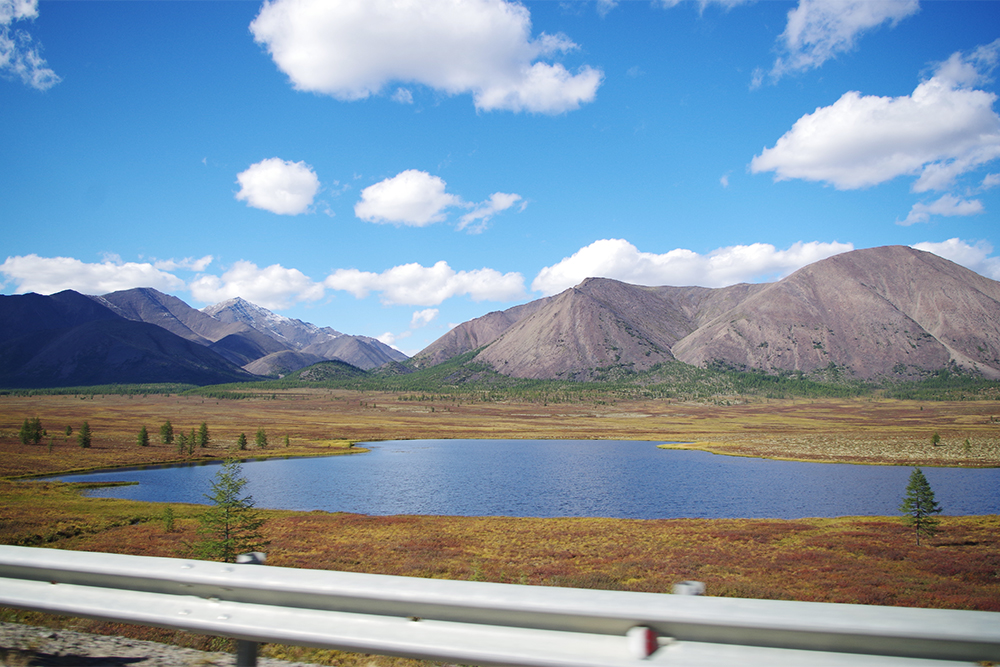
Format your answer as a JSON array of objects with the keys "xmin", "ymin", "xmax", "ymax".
[{"xmin": 53, "ymin": 440, "xmax": 1000, "ymax": 519}]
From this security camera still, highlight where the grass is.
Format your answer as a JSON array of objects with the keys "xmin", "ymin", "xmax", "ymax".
[
  {"xmin": 0, "ymin": 391, "xmax": 997, "ymax": 665},
  {"xmin": 1, "ymin": 391, "xmax": 997, "ymax": 475}
]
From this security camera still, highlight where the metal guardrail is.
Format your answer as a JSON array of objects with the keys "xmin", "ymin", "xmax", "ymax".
[{"xmin": 0, "ymin": 545, "xmax": 997, "ymax": 666}]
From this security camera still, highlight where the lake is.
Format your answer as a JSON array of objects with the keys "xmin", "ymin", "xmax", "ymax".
[{"xmin": 51, "ymin": 439, "xmax": 1000, "ymax": 519}]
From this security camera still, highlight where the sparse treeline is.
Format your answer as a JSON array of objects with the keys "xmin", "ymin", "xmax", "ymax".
[
  {"xmin": 16, "ymin": 417, "xmax": 282, "ymax": 455},
  {"xmin": 16, "ymin": 417, "xmax": 95, "ymax": 449},
  {"xmin": 179, "ymin": 358, "xmax": 1000, "ymax": 404},
  {"xmin": 0, "ymin": 383, "xmax": 197, "ymax": 397},
  {"xmin": 144, "ymin": 419, "xmax": 276, "ymax": 454},
  {"xmin": 4, "ymin": 359, "xmax": 999, "ymax": 404}
]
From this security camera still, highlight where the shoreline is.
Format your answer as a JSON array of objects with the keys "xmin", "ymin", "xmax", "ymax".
[
  {"xmin": 8, "ymin": 444, "xmax": 368, "ymax": 482},
  {"xmin": 655, "ymin": 441, "xmax": 1000, "ymax": 468},
  {"xmin": 7, "ymin": 434, "xmax": 999, "ymax": 484}
]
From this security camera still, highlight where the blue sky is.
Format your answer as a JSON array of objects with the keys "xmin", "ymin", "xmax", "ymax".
[{"xmin": 2, "ymin": 0, "xmax": 999, "ymax": 356}]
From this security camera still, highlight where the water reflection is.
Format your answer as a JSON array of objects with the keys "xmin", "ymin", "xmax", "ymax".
[{"xmin": 49, "ymin": 440, "xmax": 1000, "ymax": 520}]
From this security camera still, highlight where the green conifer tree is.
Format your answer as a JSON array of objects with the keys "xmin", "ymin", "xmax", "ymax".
[
  {"xmin": 198, "ymin": 422, "xmax": 210, "ymax": 448},
  {"xmin": 30, "ymin": 417, "xmax": 44, "ymax": 444},
  {"xmin": 19, "ymin": 418, "xmax": 44, "ymax": 445},
  {"xmin": 160, "ymin": 420, "xmax": 174, "ymax": 445},
  {"xmin": 77, "ymin": 421, "xmax": 92, "ymax": 449},
  {"xmin": 194, "ymin": 459, "xmax": 268, "ymax": 562},
  {"xmin": 137, "ymin": 425, "xmax": 149, "ymax": 447},
  {"xmin": 255, "ymin": 428, "xmax": 267, "ymax": 449},
  {"xmin": 237, "ymin": 432, "xmax": 248, "ymax": 450},
  {"xmin": 900, "ymin": 467, "xmax": 943, "ymax": 545}
]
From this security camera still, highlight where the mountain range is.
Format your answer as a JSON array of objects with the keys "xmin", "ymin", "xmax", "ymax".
[
  {"xmin": 0, "ymin": 288, "xmax": 405, "ymax": 388},
  {"xmin": 412, "ymin": 246, "xmax": 1000, "ymax": 381},
  {"xmin": 2, "ymin": 246, "xmax": 999, "ymax": 388}
]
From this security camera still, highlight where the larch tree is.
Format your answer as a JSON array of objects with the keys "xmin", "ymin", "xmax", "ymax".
[
  {"xmin": 77, "ymin": 421, "xmax": 92, "ymax": 449},
  {"xmin": 160, "ymin": 420, "xmax": 174, "ymax": 445},
  {"xmin": 20, "ymin": 417, "xmax": 45, "ymax": 445},
  {"xmin": 137, "ymin": 425, "xmax": 149, "ymax": 447},
  {"xmin": 194, "ymin": 459, "xmax": 268, "ymax": 562},
  {"xmin": 899, "ymin": 467, "xmax": 943, "ymax": 545}
]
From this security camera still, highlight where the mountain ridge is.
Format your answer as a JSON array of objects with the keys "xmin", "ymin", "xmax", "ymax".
[
  {"xmin": 0, "ymin": 290, "xmax": 256, "ymax": 388},
  {"xmin": 414, "ymin": 246, "xmax": 1000, "ymax": 381},
  {"xmin": 97, "ymin": 289, "xmax": 406, "ymax": 373},
  {"xmin": 4, "ymin": 246, "xmax": 999, "ymax": 389}
]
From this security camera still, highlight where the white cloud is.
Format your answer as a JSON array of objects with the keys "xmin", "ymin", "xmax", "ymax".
[
  {"xmin": 355, "ymin": 170, "xmax": 463, "ymax": 226},
  {"xmin": 982, "ymin": 173, "xmax": 1000, "ymax": 191},
  {"xmin": 531, "ymin": 239, "xmax": 854, "ymax": 295},
  {"xmin": 355, "ymin": 170, "xmax": 522, "ymax": 231},
  {"xmin": 249, "ymin": 0, "xmax": 602, "ymax": 114},
  {"xmin": 325, "ymin": 260, "xmax": 526, "ymax": 306},
  {"xmin": 766, "ymin": 0, "xmax": 919, "ymax": 83},
  {"xmin": 411, "ymin": 308, "xmax": 439, "ymax": 328},
  {"xmin": 189, "ymin": 260, "xmax": 324, "ymax": 310},
  {"xmin": 0, "ymin": 0, "xmax": 60, "ymax": 90},
  {"xmin": 392, "ymin": 87, "xmax": 414, "ymax": 104},
  {"xmin": 898, "ymin": 194, "xmax": 984, "ymax": 226},
  {"xmin": 751, "ymin": 40, "xmax": 1000, "ymax": 192},
  {"xmin": 456, "ymin": 192, "xmax": 523, "ymax": 233},
  {"xmin": 912, "ymin": 238, "xmax": 1000, "ymax": 281},
  {"xmin": 152, "ymin": 255, "xmax": 214, "ymax": 272},
  {"xmin": 235, "ymin": 158, "xmax": 320, "ymax": 215},
  {"xmin": 0, "ymin": 254, "xmax": 185, "ymax": 295},
  {"xmin": 377, "ymin": 330, "xmax": 411, "ymax": 349}
]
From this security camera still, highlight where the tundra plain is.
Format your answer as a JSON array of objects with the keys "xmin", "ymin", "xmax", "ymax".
[{"xmin": 0, "ymin": 390, "xmax": 998, "ymax": 666}]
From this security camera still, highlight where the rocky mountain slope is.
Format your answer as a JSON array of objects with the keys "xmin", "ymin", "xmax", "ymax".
[
  {"xmin": 94, "ymin": 288, "xmax": 287, "ymax": 367},
  {"xmin": 203, "ymin": 297, "xmax": 343, "ymax": 349},
  {"xmin": 413, "ymin": 246, "xmax": 1000, "ymax": 381},
  {"xmin": 97, "ymin": 289, "xmax": 406, "ymax": 373}
]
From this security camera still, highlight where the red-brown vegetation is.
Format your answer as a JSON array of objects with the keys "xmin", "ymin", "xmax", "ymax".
[{"xmin": 0, "ymin": 391, "xmax": 997, "ymax": 665}]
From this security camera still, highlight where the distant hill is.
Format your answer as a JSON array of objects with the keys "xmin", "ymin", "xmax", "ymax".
[
  {"xmin": 0, "ymin": 290, "xmax": 255, "ymax": 388},
  {"xmin": 243, "ymin": 350, "xmax": 326, "ymax": 377},
  {"xmin": 0, "ymin": 288, "xmax": 411, "ymax": 388},
  {"xmin": 284, "ymin": 359, "xmax": 368, "ymax": 382},
  {"xmin": 96, "ymin": 288, "xmax": 288, "ymax": 367},
  {"xmin": 412, "ymin": 246, "xmax": 1000, "ymax": 381},
  {"xmin": 301, "ymin": 334, "xmax": 408, "ymax": 370},
  {"xmin": 97, "ymin": 289, "xmax": 407, "ymax": 374}
]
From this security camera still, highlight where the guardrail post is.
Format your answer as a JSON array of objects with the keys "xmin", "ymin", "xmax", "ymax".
[
  {"xmin": 671, "ymin": 580, "xmax": 705, "ymax": 595},
  {"xmin": 235, "ymin": 552, "xmax": 266, "ymax": 667}
]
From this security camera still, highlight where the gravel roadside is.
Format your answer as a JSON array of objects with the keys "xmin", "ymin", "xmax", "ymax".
[{"xmin": 0, "ymin": 622, "xmax": 324, "ymax": 667}]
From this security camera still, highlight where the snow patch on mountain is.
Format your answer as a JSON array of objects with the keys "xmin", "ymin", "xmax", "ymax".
[{"xmin": 203, "ymin": 297, "xmax": 342, "ymax": 348}]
